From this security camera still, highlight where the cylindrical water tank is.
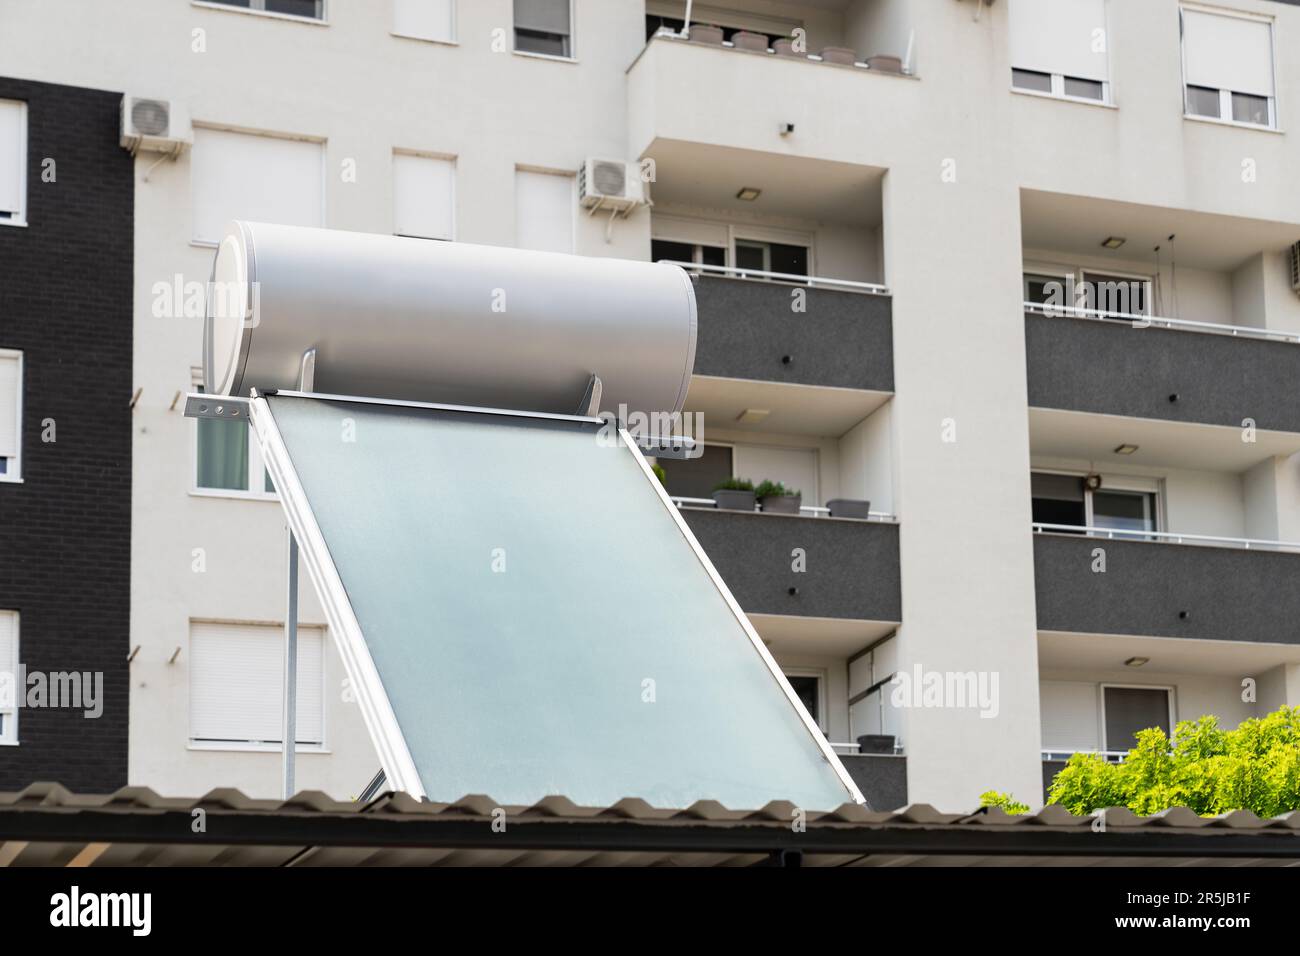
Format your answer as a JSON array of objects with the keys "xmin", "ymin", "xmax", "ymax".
[{"xmin": 203, "ymin": 221, "xmax": 697, "ymax": 416}]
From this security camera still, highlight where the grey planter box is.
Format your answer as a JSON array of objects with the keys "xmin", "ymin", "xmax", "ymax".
[
  {"xmin": 712, "ymin": 489, "xmax": 756, "ymax": 511},
  {"xmin": 857, "ymin": 734, "xmax": 897, "ymax": 755},
  {"xmin": 773, "ymin": 38, "xmax": 803, "ymax": 57},
  {"xmin": 827, "ymin": 498, "xmax": 871, "ymax": 519},
  {"xmin": 688, "ymin": 25, "xmax": 723, "ymax": 45},
  {"xmin": 759, "ymin": 494, "xmax": 802, "ymax": 515},
  {"xmin": 820, "ymin": 46, "xmax": 858, "ymax": 65},
  {"xmin": 732, "ymin": 30, "xmax": 769, "ymax": 52},
  {"xmin": 867, "ymin": 54, "xmax": 903, "ymax": 73}
]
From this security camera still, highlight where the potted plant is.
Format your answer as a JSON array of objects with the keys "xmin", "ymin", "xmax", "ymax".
[
  {"xmin": 756, "ymin": 480, "xmax": 802, "ymax": 514},
  {"xmin": 857, "ymin": 734, "xmax": 896, "ymax": 755},
  {"xmin": 819, "ymin": 46, "xmax": 858, "ymax": 66},
  {"xmin": 711, "ymin": 477, "xmax": 756, "ymax": 511},
  {"xmin": 651, "ymin": 463, "xmax": 668, "ymax": 487},
  {"xmin": 866, "ymin": 54, "xmax": 904, "ymax": 73}
]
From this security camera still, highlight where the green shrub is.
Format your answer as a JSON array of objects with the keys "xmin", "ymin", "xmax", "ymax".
[
  {"xmin": 712, "ymin": 477, "xmax": 754, "ymax": 492},
  {"xmin": 651, "ymin": 463, "xmax": 667, "ymax": 487},
  {"xmin": 1046, "ymin": 705, "xmax": 1300, "ymax": 817},
  {"xmin": 979, "ymin": 790, "xmax": 1030, "ymax": 815},
  {"xmin": 755, "ymin": 479, "xmax": 801, "ymax": 499}
]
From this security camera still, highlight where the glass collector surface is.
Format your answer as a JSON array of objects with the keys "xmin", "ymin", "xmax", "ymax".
[{"xmin": 266, "ymin": 395, "xmax": 855, "ymax": 809}]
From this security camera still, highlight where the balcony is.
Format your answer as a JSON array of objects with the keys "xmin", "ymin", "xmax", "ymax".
[
  {"xmin": 1033, "ymin": 526, "xmax": 1300, "ymax": 643},
  {"xmin": 1025, "ymin": 305, "xmax": 1300, "ymax": 434},
  {"xmin": 675, "ymin": 502, "xmax": 900, "ymax": 624},
  {"xmin": 839, "ymin": 753, "xmax": 907, "ymax": 810}
]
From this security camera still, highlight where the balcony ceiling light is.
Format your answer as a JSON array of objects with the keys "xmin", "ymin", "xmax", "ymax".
[
  {"xmin": 736, "ymin": 187, "xmax": 762, "ymax": 201},
  {"xmin": 1113, "ymin": 443, "xmax": 1139, "ymax": 455},
  {"xmin": 736, "ymin": 408, "xmax": 770, "ymax": 424},
  {"xmin": 1101, "ymin": 236, "xmax": 1126, "ymax": 249},
  {"xmin": 1124, "ymin": 656, "xmax": 1150, "ymax": 668}
]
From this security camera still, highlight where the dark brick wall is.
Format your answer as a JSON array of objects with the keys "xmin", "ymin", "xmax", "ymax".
[{"xmin": 0, "ymin": 77, "xmax": 132, "ymax": 792}]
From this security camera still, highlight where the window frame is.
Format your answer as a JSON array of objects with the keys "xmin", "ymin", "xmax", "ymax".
[
  {"xmin": 1030, "ymin": 468, "xmax": 1163, "ymax": 533},
  {"xmin": 187, "ymin": 620, "xmax": 328, "ymax": 753},
  {"xmin": 1022, "ymin": 267, "xmax": 1154, "ymax": 318},
  {"xmin": 1178, "ymin": 4, "xmax": 1279, "ymax": 131},
  {"xmin": 0, "ymin": 99, "xmax": 27, "ymax": 228},
  {"xmin": 392, "ymin": 0, "xmax": 457, "ymax": 45},
  {"xmin": 512, "ymin": 0, "xmax": 576, "ymax": 61},
  {"xmin": 0, "ymin": 610, "xmax": 18, "ymax": 746},
  {"xmin": 1012, "ymin": 68, "xmax": 1111, "ymax": 107},
  {"xmin": 191, "ymin": 0, "xmax": 328, "ymax": 25},
  {"xmin": 1099, "ymin": 683, "xmax": 1176, "ymax": 754},
  {"xmin": 782, "ymin": 667, "xmax": 828, "ymax": 734},
  {"xmin": 0, "ymin": 348, "xmax": 23, "ymax": 484},
  {"xmin": 191, "ymin": 411, "xmax": 279, "ymax": 502}
]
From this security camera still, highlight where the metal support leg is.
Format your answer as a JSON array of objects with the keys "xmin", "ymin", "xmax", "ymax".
[{"xmin": 282, "ymin": 530, "xmax": 299, "ymax": 800}]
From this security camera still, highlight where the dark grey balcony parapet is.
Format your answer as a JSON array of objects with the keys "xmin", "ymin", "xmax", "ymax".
[
  {"xmin": 678, "ymin": 505, "xmax": 901, "ymax": 622},
  {"xmin": 685, "ymin": 270, "xmax": 894, "ymax": 392},
  {"xmin": 1025, "ymin": 306, "xmax": 1300, "ymax": 432},
  {"xmin": 1033, "ymin": 527, "xmax": 1300, "ymax": 643}
]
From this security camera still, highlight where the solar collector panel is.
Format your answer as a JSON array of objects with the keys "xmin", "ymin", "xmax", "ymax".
[{"xmin": 253, "ymin": 391, "xmax": 861, "ymax": 810}]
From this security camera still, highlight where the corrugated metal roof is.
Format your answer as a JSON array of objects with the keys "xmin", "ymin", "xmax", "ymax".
[{"xmin": 0, "ymin": 783, "xmax": 1297, "ymax": 867}]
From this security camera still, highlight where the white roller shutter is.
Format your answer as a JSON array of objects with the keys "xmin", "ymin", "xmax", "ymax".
[
  {"xmin": 515, "ymin": 169, "xmax": 574, "ymax": 253},
  {"xmin": 394, "ymin": 0, "xmax": 454, "ymax": 41},
  {"xmin": 189, "ymin": 621, "xmax": 324, "ymax": 745},
  {"xmin": 1008, "ymin": 0, "xmax": 1110, "ymax": 81},
  {"xmin": 190, "ymin": 128, "xmax": 323, "ymax": 244},
  {"xmin": 1183, "ymin": 8, "xmax": 1275, "ymax": 96},
  {"xmin": 393, "ymin": 152, "xmax": 455, "ymax": 240},
  {"xmin": 0, "ymin": 352, "xmax": 20, "ymax": 462},
  {"xmin": 515, "ymin": 0, "xmax": 570, "ymax": 35},
  {"xmin": 0, "ymin": 99, "xmax": 25, "ymax": 221}
]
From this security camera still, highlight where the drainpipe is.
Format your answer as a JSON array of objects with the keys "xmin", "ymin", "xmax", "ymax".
[{"xmin": 683, "ymin": 0, "xmax": 693, "ymax": 39}]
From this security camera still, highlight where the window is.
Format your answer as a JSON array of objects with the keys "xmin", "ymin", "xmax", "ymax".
[
  {"xmin": 1181, "ymin": 7, "xmax": 1276, "ymax": 128},
  {"xmin": 1102, "ymin": 685, "xmax": 1173, "ymax": 752},
  {"xmin": 657, "ymin": 442, "xmax": 734, "ymax": 499},
  {"xmin": 199, "ymin": 0, "xmax": 325, "ymax": 21},
  {"xmin": 514, "ymin": 169, "xmax": 574, "ymax": 253},
  {"xmin": 1081, "ymin": 271, "xmax": 1150, "ymax": 317},
  {"xmin": 1031, "ymin": 472, "xmax": 1159, "ymax": 533},
  {"xmin": 194, "ymin": 391, "xmax": 275, "ymax": 497},
  {"xmin": 189, "ymin": 621, "xmax": 325, "ymax": 749},
  {"xmin": 1024, "ymin": 272, "xmax": 1061, "ymax": 305},
  {"xmin": 651, "ymin": 238, "xmax": 726, "ymax": 270},
  {"xmin": 0, "ymin": 99, "xmax": 26, "ymax": 225},
  {"xmin": 0, "ymin": 349, "xmax": 22, "ymax": 482},
  {"xmin": 514, "ymin": 0, "xmax": 572, "ymax": 57},
  {"xmin": 1008, "ymin": 0, "xmax": 1110, "ymax": 103},
  {"xmin": 784, "ymin": 670, "xmax": 825, "ymax": 732},
  {"xmin": 394, "ymin": 0, "xmax": 454, "ymax": 42},
  {"xmin": 190, "ymin": 127, "xmax": 324, "ymax": 245},
  {"xmin": 0, "ymin": 610, "xmax": 17, "ymax": 745},
  {"xmin": 734, "ymin": 239, "xmax": 809, "ymax": 278},
  {"xmin": 393, "ymin": 152, "xmax": 454, "ymax": 240}
]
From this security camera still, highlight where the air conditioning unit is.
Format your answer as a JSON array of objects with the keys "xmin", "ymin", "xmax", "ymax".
[
  {"xmin": 578, "ymin": 158, "xmax": 645, "ymax": 212},
  {"xmin": 120, "ymin": 95, "xmax": 192, "ymax": 155},
  {"xmin": 1290, "ymin": 241, "xmax": 1300, "ymax": 294}
]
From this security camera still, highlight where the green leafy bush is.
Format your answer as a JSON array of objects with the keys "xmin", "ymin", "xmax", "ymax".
[
  {"xmin": 754, "ymin": 479, "xmax": 801, "ymax": 499},
  {"xmin": 651, "ymin": 463, "xmax": 667, "ymax": 487},
  {"xmin": 1047, "ymin": 706, "xmax": 1300, "ymax": 817},
  {"xmin": 712, "ymin": 477, "xmax": 754, "ymax": 492},
  {"xmin": 979, "ymin": 790, "xmax": 1030, "ymax": 815}
]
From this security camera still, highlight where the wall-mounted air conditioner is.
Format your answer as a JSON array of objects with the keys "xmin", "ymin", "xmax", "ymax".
[
  {"xmin": 578, "ymin": 158, "xmax": 646, "ymax": 213},
  {"xmin": 1290, "ymin": 241, "xmax": 1300, "ymax": 295},
  {"xmin": 120, "ymin": 95, "xmax": 192, "ymax": 155}
]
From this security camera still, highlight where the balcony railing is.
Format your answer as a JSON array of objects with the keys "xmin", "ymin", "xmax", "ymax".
[
  {"xmin": 1024, "ymin": 301, "xmax": 1300, "ymax": 344},
  {"xmin": 1033, "ymin": 522, "xmax": 1300, "ymax": 554},
  {"xmin": 647, "ymin": 28, "xmax": 913, "ymax": 76},
  {"xmin": 1041, "ymin": 748, "xmax": 1131, "ymax": 763},
  {"xmin": 660, "ymin": 260, "xmax": 890, "ymax": 295},
  {"xmin": 673, "ymin": 496, "xmax": 896, "ymax": 522}
]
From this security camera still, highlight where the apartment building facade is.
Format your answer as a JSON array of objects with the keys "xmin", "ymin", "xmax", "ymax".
[{"xmin": 1, "ymin": 0, "xmax": 1299, "ymax": 811}]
